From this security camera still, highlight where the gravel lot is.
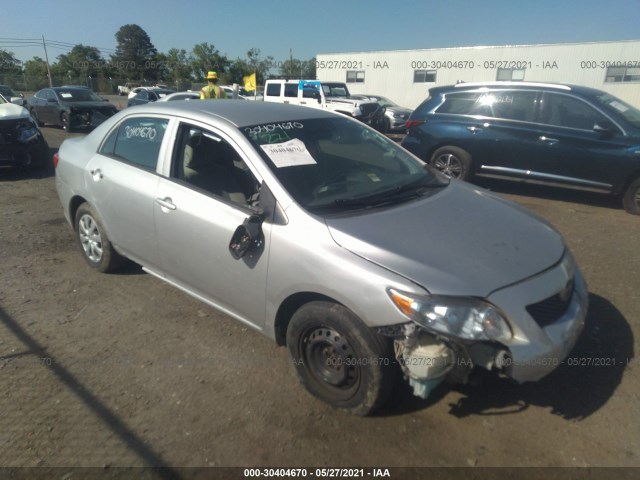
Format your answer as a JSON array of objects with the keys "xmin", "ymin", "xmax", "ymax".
[{"xmin": 0, "ymin": 112, "xmax": 639, "ymax": 479}]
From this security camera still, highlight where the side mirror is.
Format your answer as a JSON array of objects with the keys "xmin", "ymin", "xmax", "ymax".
[
  {"xmin": 593, "ymin": 120, "xmax": 616, "ymax": 135},
  {"xmin": 229, "ymin": 215, "xmax": 264, "ymax": 260}
]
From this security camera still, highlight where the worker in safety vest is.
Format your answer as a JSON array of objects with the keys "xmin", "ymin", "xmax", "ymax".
[{"xmin": 200, "ymin": 71, "xmax": 227, "ymax": 99}]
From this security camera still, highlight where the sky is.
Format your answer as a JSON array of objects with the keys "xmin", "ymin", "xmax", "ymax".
[{"xmin": 1, "ymin": 0, "xmax": 639, "ymax": 66}]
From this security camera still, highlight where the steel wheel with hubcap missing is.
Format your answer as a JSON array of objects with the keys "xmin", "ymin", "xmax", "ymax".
[
  {"xmin": 61, "ymin": 112, "xmax": 71, "ymax": 132},
  {"xmin": 429, "ymin": 146, "xmax": 471, "ymax": 180},
  {"xmin": 287, "ymin": 301, "xmax": 396, "ymax": 416},
  {"xmin": 74, "ymin": 203, "xmax": 123, "ymax": 272}
]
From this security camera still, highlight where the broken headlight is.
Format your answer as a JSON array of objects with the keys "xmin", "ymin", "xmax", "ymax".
[{"xmin": 388, "ymin": 288, "xmax": 512, "ymax": 342}]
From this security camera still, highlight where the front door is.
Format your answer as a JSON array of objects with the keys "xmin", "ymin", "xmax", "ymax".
[{"xmin": 154, "ymin": 122, "xmax": 269, "ymax": 328}]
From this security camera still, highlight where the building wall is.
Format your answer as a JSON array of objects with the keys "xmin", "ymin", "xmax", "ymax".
[{"xmin": 316, "ymin": 41, "xmax": 640, "ymax": 109}]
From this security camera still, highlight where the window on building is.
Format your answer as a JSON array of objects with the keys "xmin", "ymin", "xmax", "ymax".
[
  {"xmin": 346, "ymin": 71, "xmax": 365, "ymax": 83},
  {"xmin": 605, "ymin": 66, "xmax": 640, "ymax": 83},
  {"xmin": 496, "ymin": 68, "xmax": 526, "ymax": 81},
  {"xmin": 413, "ymin": 70, "xmax": 437, "ymax": 83}
]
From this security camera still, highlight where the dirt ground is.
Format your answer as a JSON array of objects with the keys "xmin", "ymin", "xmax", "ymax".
[{"xmin": 0, "ymin": 111, "xmax": 639, "ymax": 479}]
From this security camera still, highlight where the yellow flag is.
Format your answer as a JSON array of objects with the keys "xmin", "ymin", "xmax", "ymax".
[{"xmin": 243, "ymin": 72, "xmax": 256, "ymax": 91}]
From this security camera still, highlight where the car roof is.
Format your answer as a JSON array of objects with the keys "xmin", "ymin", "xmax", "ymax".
[
  {"xmin": 125, "ymin": 99, "xmax": 338, "ymax": 127},
  {"xmin": 429, "ymin": 81, "xmax": 607, "ymax": 97}
]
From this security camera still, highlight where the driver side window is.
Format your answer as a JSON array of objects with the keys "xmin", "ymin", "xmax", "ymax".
[{"xmin": 172, "ymin": 123, "xmax": 260, "ymax": 207}]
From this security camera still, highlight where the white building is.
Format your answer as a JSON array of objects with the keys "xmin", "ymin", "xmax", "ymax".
[{"xmin": 316, "ymin": 40, "xmax": 640, "ymax": 109}]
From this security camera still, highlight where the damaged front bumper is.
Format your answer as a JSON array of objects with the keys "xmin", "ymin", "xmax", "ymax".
[{"xmin": 381, "ymin": 254, "xmax": 588, "ymax": 399}]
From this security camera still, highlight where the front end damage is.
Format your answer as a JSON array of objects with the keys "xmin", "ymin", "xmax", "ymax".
[
  {"xmin": 378, "ymin": 252, "xmax": 589, "ymax": 400},
  {"xmin": 0, "ymin": 116, "xmax": 49, "ymax": 168}
]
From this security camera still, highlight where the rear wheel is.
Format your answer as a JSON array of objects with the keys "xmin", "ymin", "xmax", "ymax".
[
  {"xmin": 429, "ymin": 146, "xmax": 472, "ymax": 181},
  {"xmin": 622, "ymin": 177, "xmax": 640, "ymax": 215},
  {"xmin": 286, "ymin": 301, "xmax": 396, "ymax": 416},
  {"xmin": 74, "ymin": 203, "xmax": 124, "ymax": 272}
]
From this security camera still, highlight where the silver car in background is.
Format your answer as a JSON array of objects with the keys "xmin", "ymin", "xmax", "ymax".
[{"xmin": 54, "ymin": 101, "xmax": 587, "ymax": 415}]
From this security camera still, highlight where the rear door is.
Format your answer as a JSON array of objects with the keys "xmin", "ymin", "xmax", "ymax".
[{"xmin": 85, "ymin": 115, "xmax": 170, "ymax": 269}]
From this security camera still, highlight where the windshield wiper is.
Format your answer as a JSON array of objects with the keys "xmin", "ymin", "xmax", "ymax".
[{"xmin": 320, "ymin": 176, "xmax": 448, "ymax": 211}]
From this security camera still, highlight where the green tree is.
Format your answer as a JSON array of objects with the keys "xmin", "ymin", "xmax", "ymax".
[
  {"xmin": 23, "ymin": 57, "xmax": 47, "ymax": 77},
  {"xmin": 111, "ymin": 24, "xmax": 158, "ymax": 81},
  {"xmin": 245, "ymin": 48, "xmax": 274, "ymax": 84},
  {"xmin": 190, "ymin": 42, "xmax": 228, "ymax": 81},
  {"xmin": 164, "ymin": 48, "xmax": 192, "ymax": 85},
  {"xmin": 0, "ymin": 49, "xmax": 22, "ymax": 74},
  {"xmin": 52, "ymin": 44, "xmax": 106, "ymax": 79},
  {"xmin": 278, "ymin": 57, "xmax": 316, "ymax": 79}
]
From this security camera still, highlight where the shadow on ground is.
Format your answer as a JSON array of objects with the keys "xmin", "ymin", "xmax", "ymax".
[{"xmin": 381, "ymin": 294, "xmax": 633, "ymax": 420}]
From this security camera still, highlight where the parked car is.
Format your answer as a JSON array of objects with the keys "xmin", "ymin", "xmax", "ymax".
[
  {"xmin": 401, "ymin": 81, "xmax": 640, "ymax": 215},
  {"xmin": 54, "ymin": 101, "xmax": 587, "ymax": 415},
  {"xmin": 29, "ymin": 87, "xmax": 118, "ymax": 132},
  {"xmin": 0, "ymin": 85, "xmax": 27, "ymax": 107},
  {"xmin": 351, "ymin": 94, "xmax": 412, "ymax": 132},
  {"xmin": 157, "ymin": 91, "xmax": 201, "ymax": 102},
  {"xmin": 127, "ymin": 88, "xmax": 176, "ymax": 107},
  {"xmin": 0, "ymin": 93, "xmax": 49, "ymax": 168},
  {"xmin": 220, "ymin": 85, "xmax": 264, "ymax": 101}
]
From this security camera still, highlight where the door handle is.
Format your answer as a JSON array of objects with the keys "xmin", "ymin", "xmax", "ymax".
[
  {"xmin": 155, "ymin": 197, "xmax": 177, "ymax": 211},
  {"xmin": 466, "ymin": 126, "xmax": 482, "ymax": 133},
  {"xmin": 538, "ymin": 136, "xmax": 559, "ymax": 144},
  {"xmin": 90, "ymin": 169, "xmax": 103, "ymax": 181}
]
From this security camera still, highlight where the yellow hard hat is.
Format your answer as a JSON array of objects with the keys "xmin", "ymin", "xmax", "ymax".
[{"xmin": 206, "ymin": 71, "xmax": 218, "ymax": 80}]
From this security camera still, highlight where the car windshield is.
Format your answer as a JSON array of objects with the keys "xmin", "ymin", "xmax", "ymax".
[
  {"xmin": 56, "ymin": 89, "xmax": 103, "ymax": 102},
  {"xmin": 322, "ymin": 83, "xmax": 350, "ymax": 98},
  {"xmin": 0, "ymin": 86, "xmax": 18, "ymax": 97},
  {"xmin": 594, "ymin": 94, "xmax": 640, "ymax": 129},
  {"xmin": 243, "ymin": 117, "xmax": 447, "ymax": 213},
  {"xmin": 374, "ymin": 96, "xmax": 398, "ymax": 107}
]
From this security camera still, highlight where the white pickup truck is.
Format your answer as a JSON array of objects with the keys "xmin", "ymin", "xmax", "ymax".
[{"xmin": 263, "ymin": 79, "xmax": 385, "ymax": 130}]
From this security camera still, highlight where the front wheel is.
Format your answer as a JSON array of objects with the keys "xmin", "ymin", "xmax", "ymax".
[
  {"xmin": 622, "ymin": 177, "xmax": 640, "ymax": 215},
  {"xmin": 74, "ymin": 203, "xmax": 124, "ymax": 272},
  {"xmin": 286, "ymin": 301, "xmax": 396, "ymax": 416},
  {"xmin": 429, "ymin": 146, "xmax": 472, "ymax": 181}
]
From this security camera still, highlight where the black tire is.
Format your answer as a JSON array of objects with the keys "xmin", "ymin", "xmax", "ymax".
[
  {"xmin": 429, "ymin": 146, "xmax": 472, "ymax": 181},
  {"xmin": 74, "ymin": 203, "xmax": 124, "ymax": 273},
  {"xmin": 61, "ymin": 112, "xmax": 72, "ymax": 132},
  {"xmin": 286, "ymin": 301, "xmax": 396, "ymax": 416},
  {"xmin": 622, "ymin": 177, "xmax": 640, "ymax": 215},
  {"xmin": 30, "ymin": 108, "xmax": 44, "ymax": 127}
]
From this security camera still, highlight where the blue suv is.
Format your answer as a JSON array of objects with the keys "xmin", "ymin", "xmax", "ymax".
[{"xmin": 401, "ymin": 82, "xmax": 640, "ymax": 214}]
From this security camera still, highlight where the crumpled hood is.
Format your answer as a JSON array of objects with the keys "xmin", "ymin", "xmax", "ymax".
[
  {"xmin": 0, "ymin": 103, "xmax": 31, "ymax": 120},
  {"xmin": 326, "ymin": 181, "xmax": 565, "ymax": 297}
]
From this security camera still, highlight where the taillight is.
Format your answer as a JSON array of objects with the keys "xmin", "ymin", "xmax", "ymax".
[
  {"xmin": 53, "ymin": 152, "xmax": 59, "ymax": 169},
  {"xmin": 405, "ymin": 119, "xmax": 425, "ymax": 129}
]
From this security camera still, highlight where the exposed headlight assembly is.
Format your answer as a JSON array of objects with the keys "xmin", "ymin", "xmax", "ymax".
[{"xmin": 388, "ymin": 288, "xmax": 512, "ymax": 342}]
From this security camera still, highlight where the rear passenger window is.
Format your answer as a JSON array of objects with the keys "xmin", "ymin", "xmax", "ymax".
[
  {"xmin": 266, "ymin": 83, "xmax": 281, "ymax": 97},
  {"xmin": 99, "ymin": 117, "xmax": 168, "ymax": 171},
  {"xmin": 436, "ymin": 93, "xmax": 483, "ymax": 115},
  {"xmin": 284, "ymin": 83, "xmax": 298, "ymax": 98},
  {"xmin": 437, "ymin": 91, "xmax": 537, "ymax": 122}
]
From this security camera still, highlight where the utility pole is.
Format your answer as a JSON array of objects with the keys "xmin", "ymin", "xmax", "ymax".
[{"xmin": 42, "ymin": 35, "xmax": 53, "ymax": 87}]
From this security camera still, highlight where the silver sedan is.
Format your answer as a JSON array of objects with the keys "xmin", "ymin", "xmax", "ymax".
[{"xmin": 54, "ymin": 101, "xmax": 587, "ymax": 415}]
